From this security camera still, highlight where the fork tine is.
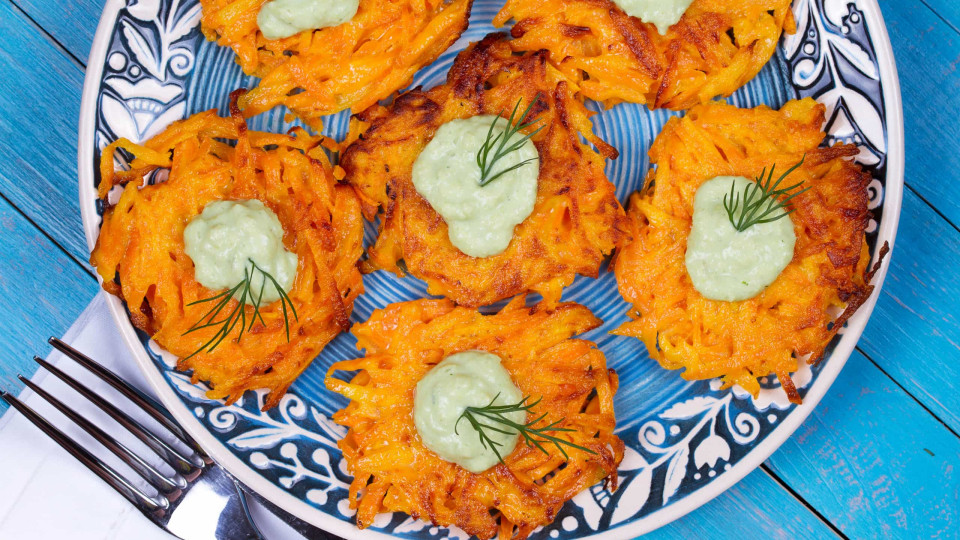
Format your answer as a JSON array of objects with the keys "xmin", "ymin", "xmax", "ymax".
[
  {"xmin": 47, "ymin": 337, "xmax": 204, "ymax": 455},
  {"xmin": 18, "ymin": 375, "xmax": 186, "ymax": 494},
  {"xmin": 0, "ymin": 391, "xmax": 166, "ymax": 514},
  {"xmin": 33, "ymin": 356, "xmax": 205, "ymax": 473}
]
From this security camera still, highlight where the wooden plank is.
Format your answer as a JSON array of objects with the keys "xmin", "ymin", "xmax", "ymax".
[
  {"xmin": 765, "ymin": 350, "xmax": 960, "ymax": 538},
  {"xmin": 10, "ymin": 0, "xmax": 103, "ymax": 63},
  {"xmin": 877, "ymin": 0, "xmax": 960, "ymax": 225},
  {"xmin": 859, "ymin": 189, "xmax": 960, "ymax": 432},
  {"xmin": 649, "ymin": 468, "xmax": 837, "ymax": 539},
  {"xmin": 0, "ymin": 197, "xmax": 96, "ymax": 405},
  {"xmin": 0, "ymin": 2, "xmax": 89, "ymax": 264},
  {"xmin": 913, "ymin": 0, "xmax": 960, "ymax": 33}
]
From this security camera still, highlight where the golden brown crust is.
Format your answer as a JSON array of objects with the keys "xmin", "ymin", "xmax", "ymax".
[
  {"xmin": 342, "ymin": 33, "xmax": 630, "ymax": 308},
  {"xmin": 325, "ymin": 297, "xmax": 623, "ymax": 539},
  {"xmin": 199, "ymin": 0, "xmax": 472, "ymax": 129},
  {"xmin": 613, "ymin": 99, "xmax": 877, "ymax": 401},
  {"xmin": 494, "ymin": 0, "xmax": 795, "ymax": 109},
  {"xmin": 91, "ymin": 91, "xmax": 364, "ymax": 408}
]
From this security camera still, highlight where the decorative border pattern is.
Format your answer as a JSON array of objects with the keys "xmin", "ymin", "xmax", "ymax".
[
  {"xmin": 88, "ymin": 1, "xmax": 892, "ymax": 538},
  {"xmin": 784, "ymin": 0, "xmax": 887, "ymax": 239},
  {"xmin": 96, "ymin": 0, "xmax": 200, "ymax": 153}
]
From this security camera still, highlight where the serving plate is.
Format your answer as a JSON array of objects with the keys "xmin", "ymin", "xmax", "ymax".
[{"xmin": 78, "ymin": 1, "xmax": 903, "ymax": 538}]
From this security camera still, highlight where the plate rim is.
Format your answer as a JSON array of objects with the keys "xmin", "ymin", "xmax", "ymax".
[{"xmin": 76, "ymin": 1, "xmax": 905, "ymax": 537}]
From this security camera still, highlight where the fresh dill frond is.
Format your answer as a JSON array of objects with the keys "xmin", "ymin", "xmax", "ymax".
[
  {"xmin": 454, "ymin": 393, "xmax": 596, "ymax": 465},
  {"xmin": 723, "ymin": 156, "xmax": 808, "ymax": 232},
  {"xmin": 476, "ymin": 96, "xmax": 544, "ymax": 187},
  {"xmin": 182, "ymin": 259, "xmax": 298, "ymax": 359}
]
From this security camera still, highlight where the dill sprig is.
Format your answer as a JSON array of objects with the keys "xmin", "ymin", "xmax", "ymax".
[
  {"xmin": 723, "ymin": 156, "xmax": 808, "ymax": 232},
  {"xmin": 455, "ymin": 393, "xmax": 596, "ymax": 465},
  {"xmin": 476, "ymin": 97, "xmax": 544, "ymax": 187},
  {"xmin": 182, "ymin": 259, "xmax": 298, "ymax": 360}
]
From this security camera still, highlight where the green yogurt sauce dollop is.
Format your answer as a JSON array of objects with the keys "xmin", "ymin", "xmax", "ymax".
[
  {"xmin": 257, "ymin": 0, "xmax": 359, "ymax": 40},
  {"xmin": 184, "ymin": 199, "xmax": 297, "ymax": 304},
  {"xmin": 412, "ymin": 115, "xmax": 539, "ymax": 258},
  {"xmin": 413, "ymin": 351, "xmax": 525, "ymax": 473},
  {"xmin": 612, "ymin": 0, "xmax": 695, "ymax": 34},
  {"xmin": 684, "ymin": 176, "xmax": 796, "ymax": 302}
]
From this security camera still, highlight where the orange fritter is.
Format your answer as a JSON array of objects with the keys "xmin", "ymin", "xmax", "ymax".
[
  {"xmin": 326, "ymin": 297, "xmax": 623, "ymax": 539},
  {"xmin": 494, "ymin": 0, "xmax": 795, "ymax": 109},
  {"xmin": 614, "ymin": 99, "xmax": 886, "ymax": 402},
  {"xmin": 342, "ymin": 33, "xmax": 630, "ymax": 308},
  {"xmin": 199, "ymin": 0, "xmax": 473, "ymax": 130},
  {"xmin": 91, "ymin": 91, "xmax": 364, "ymax": 409}
]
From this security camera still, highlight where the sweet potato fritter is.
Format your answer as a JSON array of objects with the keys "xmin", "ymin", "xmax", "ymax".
[
  {"xmin": 614, "ymin": 99, "xmax": 885, "ymax": 402},
  {"xmin": 199, "ymin": 0, "xmax": 472, "ymax": 130},
  {"xmin": 342, "ymin": 33, "xmax": 629, "ymax": 308},
  {"xmin": 91, "ymin": 91, "xmax": 364, "ymax": 409},
  {"xmin": 326, "ymin": 297, "xmax": 623, "ymax": 539},
  {"xmin": 494, "ymin": 0, "xmax": 795, "ymax": 109}
]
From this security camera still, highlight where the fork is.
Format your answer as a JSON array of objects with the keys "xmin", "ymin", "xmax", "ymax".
[{"xmin": 1, "ymin": 337, "xmax": 264, "ymax": 540}]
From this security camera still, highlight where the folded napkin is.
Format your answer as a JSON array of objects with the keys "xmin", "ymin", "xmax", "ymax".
[{"xmin": 0, "ymin": 294, "xmax": 310, "ymax": 540}]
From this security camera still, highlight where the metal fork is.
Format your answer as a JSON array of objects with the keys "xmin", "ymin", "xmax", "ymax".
[{"xmin": 1, "ymin": 338, "xmax": 264, "ymax": 540}]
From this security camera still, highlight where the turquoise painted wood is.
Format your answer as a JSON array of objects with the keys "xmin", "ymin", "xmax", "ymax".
[
  {"xmin": 923, "ymin": 0, "xmax": 960, "ymax": 32},
  {"xmin": 878, "ymin": 0, "xmax": 960, "ymax": 225},
  {"xmin": 649, "ymin": 469, "xmax": 838, "ymax": 539},
  {"xmin": 0, "ymin": 196, "xmax": 95, "ymax": 391},
  {"xmin": 11, "ymin": 0, "xmax": 103, "ymax": 62},
  {"xmin": 0, "ymin": 0, "xmax": 957, "ymax": 537},
  {"xmin": 859, "ymin": 190, "xmax": 960, "ymax": 433},
  {"xmin": 765, "ymin": 350, "xmax": 960, "ymax": 537},
  {"xmin": 0, "ymin": 1, "xmax": 90, "ymax": 265}
]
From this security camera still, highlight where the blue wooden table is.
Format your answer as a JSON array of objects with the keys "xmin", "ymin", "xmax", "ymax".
[{"xmin": 0, "ymin": 0, "xmax": 956, "ymax": 537}]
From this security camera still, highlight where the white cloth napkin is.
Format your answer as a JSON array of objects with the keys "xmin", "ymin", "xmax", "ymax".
[{"xmin": 0, "ymin": 293, "xmax": 309, "ymax": 540}]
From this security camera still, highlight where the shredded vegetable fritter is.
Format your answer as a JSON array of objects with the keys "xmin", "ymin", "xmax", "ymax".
[
  {"xmin": 494, "ymin": 0, "xmax": 795, "ymax": 109},
  {"xmin": 199, "ymin": 0, "xmax": 473, "ymax": 130},
  {"xmin": 326, "ymin": 297, "xmax": 623, "ymax": 539},
  {"xmin": 91, "ymin": 91, "xmax": 364, "ymax": 409},
  {"xmin": 614, "ymin": 99, "xmax": 886, "ymax": 402},
  {"xmin": 342, "ymin": 33, "xmax": 629, "ymax": 308}
]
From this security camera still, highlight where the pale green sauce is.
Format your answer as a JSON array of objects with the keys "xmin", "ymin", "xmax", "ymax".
[
  {"xmin": 412, "ymin": 116, "xmax": 539, "ymax": 258},
  {"xmin": 257, "ymin": 0, "xmax": 359, "ymax": 40},
  {"xmin": 413, "ymin": 351, "xmax": 524, "ymax": 473},
  {"xmin": 184, "ymin": 200, "xmax": 297, "ymax": 304},
  {"xmin": 613, "ymin": 0, "xmax": 695, "ymax": 34},
  {"xmin": 685, "ymin": 176, "xmax": 796, "ymax": 302}
]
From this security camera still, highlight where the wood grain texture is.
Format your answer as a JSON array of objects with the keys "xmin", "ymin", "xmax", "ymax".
[
  {"xmin": 10, "ymin": 0, "xmax": 103, "ymax": 63},
  {"xmin": 765, "ymin": 350, "xmax": 960, "ymax": 538},
  {"xmin": 0, "ymin": 197, "xmax": 96, "ymax": 394},
  {"xmin": 0, "ymin": 1, "xmax": 89, "ymax": 265},
  {"xmin": 877, "ymin": 0, "xmax": 960, "ymax": 226},
  {"xmin": 859, "ymin": 190, "xmax": 960, "ymax": 433},
  {"xmin": 915, "ymin": 0, "xmax": 960, "ymax": 33},
  {"xmin": 648, "ymin": 468, "xmax": 838, "ymax": 539}
]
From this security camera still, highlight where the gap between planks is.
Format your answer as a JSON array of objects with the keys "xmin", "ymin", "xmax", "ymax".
[
  {"xmin": 8, "ymin": 0, "xmax": 86, "ymax": 68},
  {"xmin": 760, "ymin": 464, "xmax": 849, "ymax": 539},
  {"xmin": 0, "ymin": 192, "xmax": 95, "ymax": 281},
  {"xmin": 906, "ymin": 184, "xmax": 960, "ymax": 235},
  {"xmin": 856, "ymin": 346, "xmax": 960, "ymax": 440},
  {"xmin": 918, "ymin": 0, "xmax": 960, "ymax": 36}
]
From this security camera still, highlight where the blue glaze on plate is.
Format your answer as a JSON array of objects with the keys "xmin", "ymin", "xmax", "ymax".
[{"xmin": 83, "ymin": 0, "xmax": 898, "ymax": 537}]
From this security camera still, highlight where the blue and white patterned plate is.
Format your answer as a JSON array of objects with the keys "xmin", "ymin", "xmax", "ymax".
[{"xmin": 78, "ymin": 1, "xmax": 903, "ymax": 538}]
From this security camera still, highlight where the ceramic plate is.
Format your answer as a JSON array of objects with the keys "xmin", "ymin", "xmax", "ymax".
[{"xmin": 78, "ymin": 1, "xmax": 903, "ymax": 538}]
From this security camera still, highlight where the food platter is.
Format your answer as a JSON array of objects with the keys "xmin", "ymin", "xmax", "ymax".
[{"xmin": 78, "ymin": 0, "xmax": 903, "ymax": 538}]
